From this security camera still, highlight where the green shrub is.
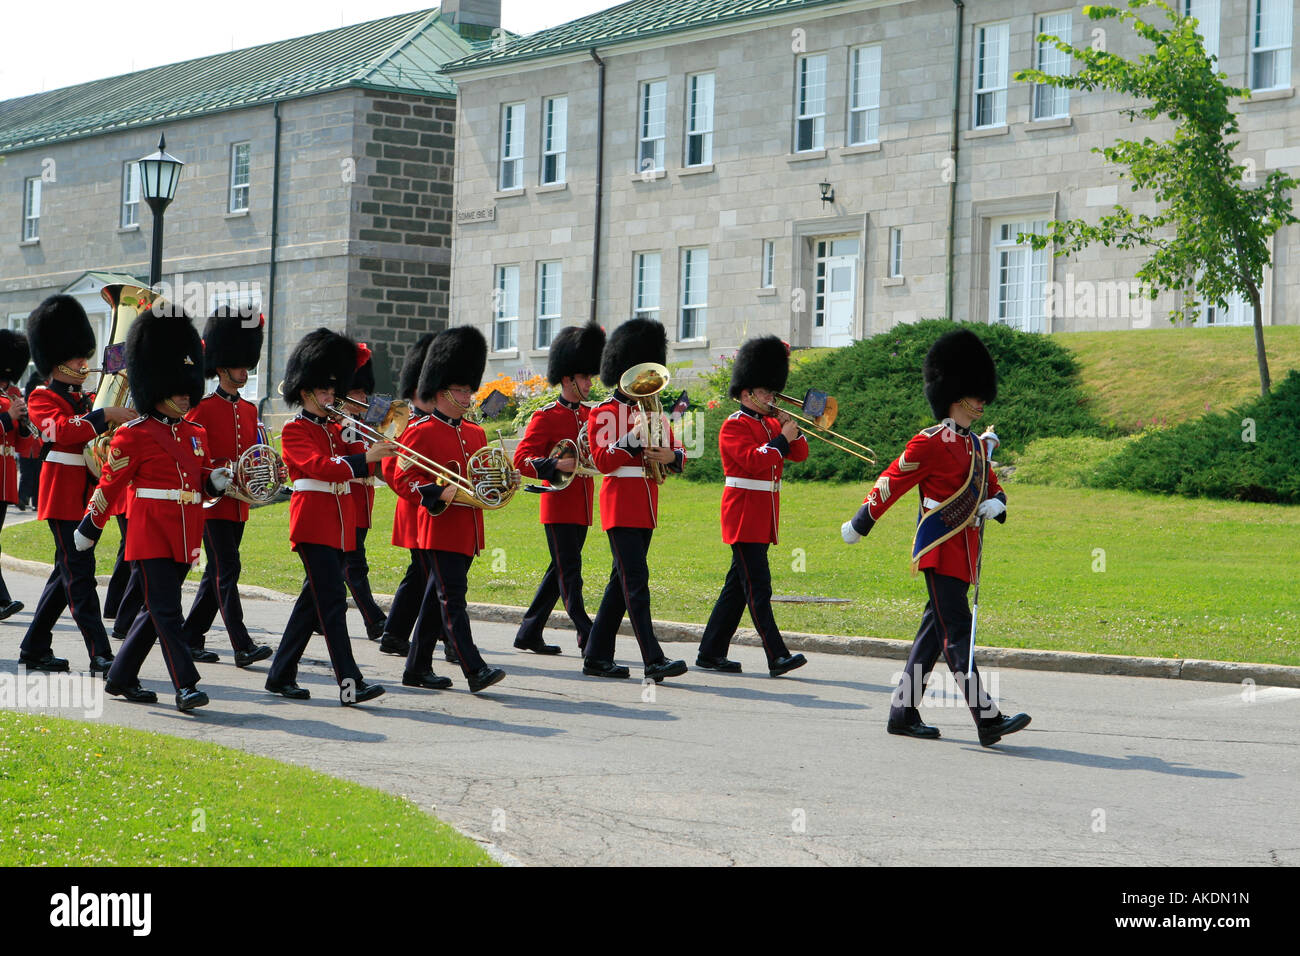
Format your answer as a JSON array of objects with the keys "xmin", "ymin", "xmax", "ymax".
[
  {"xmin": 510, "ymin": 380, "xmax": 613, "ymax": 435},
  {"xmin": 1006, "ymin": 435, "xmax": 1136, "ymax": 488}
]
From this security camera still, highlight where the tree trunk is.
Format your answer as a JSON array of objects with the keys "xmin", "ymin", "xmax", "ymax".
[{"xmin": 1247, "ymin": 280, "xmax": 1271, "ymax": 396}]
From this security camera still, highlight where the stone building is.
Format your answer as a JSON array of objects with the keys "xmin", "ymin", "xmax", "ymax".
[{"xmin": 443, "ymin": 0, "xmax": 1300, "ymax": 382}]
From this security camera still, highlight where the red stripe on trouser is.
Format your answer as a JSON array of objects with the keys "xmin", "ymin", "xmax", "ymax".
[
  {"xmin": 737, "ymin": 547, "xmax": 779, "ymax": 660},
  {"xmin": 609, "ymin": 534, "xmax": 653, "ymax": 660},
  {"xmin": 427, "ymin": 555, "xmax": 464, "ymax": 663},
  {"xmin": 549, "ymin": 525, "xmax": 575, "ymax": 610},
  {"xmin": 302, "ymin": 558, "xmax": 344, "ymax": 684},
  {"xmin": 142, "ymin": 564, "xmax": 184, "ymax": 691}
]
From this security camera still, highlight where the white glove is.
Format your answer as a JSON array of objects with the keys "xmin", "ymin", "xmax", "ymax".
[
  {"xmin": 210, "ymin": 467, "xmax": 233, "ymax": 492},
  {"xmin": 977, "ymin": 498, "xmax": 1006, "ymax": 521},
  {"xmin": 841, "ymin": 520, "xmax": 862, "ymax": 544},
  {"xmin": 73, "ymin": 529, "xmax": 95, "ymax": 551}
]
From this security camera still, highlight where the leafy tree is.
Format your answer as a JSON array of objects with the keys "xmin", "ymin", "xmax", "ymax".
[{"xmin": 1014, "ymin": 0, "xmax": 1296, "ymax": 396}]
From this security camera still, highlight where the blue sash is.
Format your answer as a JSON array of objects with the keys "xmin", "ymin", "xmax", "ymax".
[{"xmin": 910, "ymin": 434, "xmax": 987, "ymax": 574}]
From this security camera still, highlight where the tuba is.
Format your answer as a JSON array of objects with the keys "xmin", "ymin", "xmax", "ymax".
[
  {"xmin": 84, "ymin": 280, "xmax": 159, "ymax": 476},
  {"xmin": 619, "ymin": 362, "xmax": 672, "ymax": 484}
]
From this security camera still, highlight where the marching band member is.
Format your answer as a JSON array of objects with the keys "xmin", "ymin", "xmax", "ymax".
[
  {"xmin": 0, "ymin": 330, "xmax": 39, "ymax": 619},
  {"xmin": 581, "ymin": 318, "xmax": 687, "ymax": 683},
  {"xmin": 76, "ymin": 306, "xmax": 231, "ymax": 712},
  {"xmin": 841, "ymin": 329, "xmax": 1030, "ymax": 747},
  {"xmin": 376, "ymin": 333, "xmax": 435, "ymax": 659},
  {"xmin": 180, "ymin": 307, "xmax": 273, "ymax": 668},
  {"xmin": 697, "ymin": 336, "xmax": 809, "ymax": 677},
  {"xmin": 511, "ymin": 321, "xmax": 605, "ymax": 655},
  {"xmin": 394, "ymin": 326, "xmax": 505, "ymax": 694},
  {"xmin": 340, "ymin": 343, "xmax": 388, "ymax": 641},
  {"xmin": 18, "ymin": 295, "xmax": 135, "ymax": 675},
  {"xmin": 265, "ymin": 329, "xmax": 393, "ymax": 705}
]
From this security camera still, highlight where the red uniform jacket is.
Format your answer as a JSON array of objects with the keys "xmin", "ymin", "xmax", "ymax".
[
  {"xmin": 29, "ymin": 381, "xmax": 109, "ymax": 521},
  {"xmin": 185, "ymin": 387, "xmax": 260, "ymax": 522},
  {"xmin": 382, "ymin": 411, "xmax": 428, "ymax": 550},
  {"xmin": 588, "ymin": 392, "xmax": 684, "ymax": 531},
  {"xmin": 512, "ymin": 398, "xmax": 594, "ymax": 526},
  {"xmin": 82, "ymin": 414, "xmax": 217, "ymax": 563},
  {"xmin": 859, "ymin": 421, "xmax": 1006, "ymax": 584},
  {"xmin": 718, "ymin": 407, "xmax": 809, "ymax": 545},
  {"xmin": 281, "ymin": 411, "xmax": 369, "ymax": 552},
  {"xmin": 0, "ymin": 384, "xmax": 41, "ymax": 504},
  {"xmin": 390, "ymin": 410, "xmax": 485, "ymax": 557}
]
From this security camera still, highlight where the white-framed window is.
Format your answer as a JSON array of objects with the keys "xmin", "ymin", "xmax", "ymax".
[
  {"xmin": 848, "ymin": 45, "xmax": 881, "ymax": 146},
  {"xmin": 761, "ymin": 240, "xmax": 776, "ymax": 289},
  {"xmin": 541, "ymin": 96, "xmax": 567, "ymax": 185},
  {"xmin": 500, "ymin": 102, "xmax": 525, "ymax": 190},
  {"xmin": 207, "ymin": 287, "xmax": 264, "ymax": 400},
  {"xmin": 989, "ymin": 218, "xmax": 1050, "ymax": 334},
  {"xmin": 229, "ymin": 143, "xmax": 250, "ymax": 213},
  {"xmin": 1184, "ymin": 0, "xmax": 1221, "ymax": 61},
  {"xmin": 634, "ymin": 252, "xmax": 661, "ymax": 319},
  {"xmin": 22, "ymin": 177, "xmax": 40, "ymax": 241},
  {"xmin": 888, "ymin": 228, "xmax": 903, "ymax": 278},
  {"xmin": 121, "ymin": 161, "xmax": 141, "ymax": 228},
  {"xmin": 638, "ymin": 80, "xmax": 667, "ymax": 173},
  {"xmin": 680, "ymin": 247, "xmax": 708, "ymax": 340},
  {"xmin": 686, "ymin": 73, "xmax": 714, "ymax": 166},
  {"xmin": 535, "ymin": 261, "xmax": 562, "ymax": 349},
  {"xmin": 1032, "ymin": 13, "xmax": 1072, "ymax": 120},
  {"xmin": 494, "ymin": 265, "xmax": 520, "ymax": 351},
  {"xmin": 1196, "ymin": 290, "xmax": 1250, "ymax": 326},
  {"xmin": 974, "ymin": 22, "xmax": 1010, "ymax": 128},
  {"xmin": 1251, "ymin": 0, "xmax": 1292, "ymax": 91},
  {"xmin": 795, "ymin": 54, "xmax": 827, "ymax": 151}
]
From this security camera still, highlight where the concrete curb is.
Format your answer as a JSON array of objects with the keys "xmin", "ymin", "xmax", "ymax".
[{"xmin": 5, "ymin": 553, "xmax": 1297, "ymax": 689}]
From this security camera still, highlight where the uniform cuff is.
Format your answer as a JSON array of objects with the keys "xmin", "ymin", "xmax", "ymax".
[
  {"xmin": 85, "ymin": 408, "xmax": 109, "ymax": 434},
  {"xmin": 531, "ymin": 457, "xmax": 559, "ymax": 482},
  {"xmin": 667, "ymin": 449, "xmax": 684, "ymax": 474},
  {"xmin": 344, "ymin": 453, "xmax": 369, "ymax": 478},
  {"xmin": 851, "ymin": 504, "xmax": 875, "ymax": 536},
  {"xmin": 76, "ymin": 514, "xmax": 103, "ymax": 542},
  {"xmin": 0, "ymin": 413, "xmax": 11, "ymax": 433},
  {"xmin": 768, "ymin": 434, "xmax": 790, "ymax": 457},
  {"xmin": 994, "ymin": 491, "xmax": 1008, "ymax": 524}
]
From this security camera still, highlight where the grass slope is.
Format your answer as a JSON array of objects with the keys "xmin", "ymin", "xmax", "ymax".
[{"xmin": 0, "ymin": 711, "xmax": 493, "ymax": 866}]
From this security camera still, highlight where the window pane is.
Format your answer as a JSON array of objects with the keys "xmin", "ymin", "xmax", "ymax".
[{"xmin": 1185, "ymin": 0, "xmax": 1220, "ymax": 60}]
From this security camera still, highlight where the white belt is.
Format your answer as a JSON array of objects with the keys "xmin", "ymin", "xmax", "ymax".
[
  {"xmin": 610, "ymin": 466, "xmax": 645, "ymax": 478},
  {"xmin": 2, "ymin": 448, "xmax": 16, "ymax": 459},
  {"xmin": 350, "ymin": 476, "xmax": 376, "ymax": 486},
  {"xmin": 923, "ymin": 497, "xmax": 942, "ymax": 510},
  {"xmin": 725, "ymin": 477, "xmax": 780, "ymax": 493},
  {"xmin": 46, "ymin": 451, "xmax": 87, "ymax": 468},
  {"xmin": 292, "ymin": 479, "xmax": 351, "ymax": 495},
  {"xmin": 134, "ymin": 488, "xmax": 204, "ymax": 504}
]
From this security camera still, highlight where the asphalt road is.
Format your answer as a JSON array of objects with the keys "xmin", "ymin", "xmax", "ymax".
[{"xmin": 2, "ymin": 563, "xmax": 1296, "ymax": 866}]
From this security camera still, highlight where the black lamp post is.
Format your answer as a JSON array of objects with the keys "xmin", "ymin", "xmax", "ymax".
[{"xmin": 138, "ymin": 133, "xmax": 185, "ymax": 288}]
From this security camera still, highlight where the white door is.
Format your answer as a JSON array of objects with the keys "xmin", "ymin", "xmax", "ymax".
[{"xmin": 813, "ymin": 238, "xmax": 858, "ymax": 347}]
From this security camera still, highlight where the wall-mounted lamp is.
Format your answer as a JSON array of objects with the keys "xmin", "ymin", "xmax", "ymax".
[{"xmin": 819, "ymin": 181, "xmax": 834, "ymax": 205}]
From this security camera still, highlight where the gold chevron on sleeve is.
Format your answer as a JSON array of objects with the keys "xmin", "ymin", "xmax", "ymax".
[
  {"xmin": 89, "ymin": 488, "xmax": 108, "ymax": 516},
  {"xmin": 897, "ymin": 451, "xmax": 919, "ymax": 473},
  {"xmin": 873, "ymin": 475, "xmax": 892, "ymax": 502}
]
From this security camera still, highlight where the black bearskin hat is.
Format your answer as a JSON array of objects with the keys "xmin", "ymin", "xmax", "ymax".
[
  {"xmin": 729, "ymin": 336, "xmax": 789, "ymax": 400},
  {"xmin": 418, "ymin": 326, "xmax": 487, "ymax": 402},
  {"xmin": 600, "ymin": 318, "xmax": 667, "ymax": 389},
  {"xmin": 281, "ymin": 328, "xmax": 357, "ymax": 407},
  {"xmin": 923, "ymin": 328, "xmax": 998, "ymax": 420},
  {"xmin": 127, "ymin": 307, "xmax": 205, "ymax": 411},
  {"xmin": 0, "ymin": 329, "xmax": 31, "ymax": 383},
  {"xmin": 202, "ymin": 307, "xmax": 264, "ymax": 378},
  {"xmin": 398, "ymin": 334, "xmax": 435, "ymax": 401},
  {"xmin": 547, "ymin": 322, "xmax": 606, "ymax": 385},
  {"xmin": 27, "ymin": 294, "xmax": 96, "ymax": 378}
]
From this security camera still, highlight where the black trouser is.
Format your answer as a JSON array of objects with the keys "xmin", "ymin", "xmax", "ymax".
[
  {"xmin": 700, "ymin": 542, "xmax": 791, "ymax": 666},
  {"xmin": 516, "ymin": 523, "xmax": 592, "ymax": 648},
  {"xmin": 343, "ymin": 526, "xmax": 387, "ymax": 638},
  {"xmin": 888, "ymin": 569, "xmax": 1001, "ymax": 728},
  {"xmin": 383, "ymin": 551, "xmax": 426, "ymax": 642},
  {"xmin": 113, "ymin": 565, "xmax": 145, "ymax": 639},
  {"xmin": 183, "ymin": 518, "xmax": 254, "ymax": 652},
  {"xmin": 21, "ymin": 519, "xmax": 112, "ymax": 661},
  {"xmin": 18, "ymin": 457, "xmax": 40, "ymax": 508},
  {"xmin": 107, "ymin": 559, "xmax": 201, "ymax": 691},
  {"xmin": 584, "ymin": 527, "xmax": 666, "ymax": 666},
  {"xmin": 406, "ymin": 549, "xmax": 485, "ymax": 677},
  {"xmin": 102, "ymin": 516, "xmax": 131, "ymax": 618},
  {"xmin": 0, "ymin": 503, "xmax": 11, "ymax": 605},
  {"xmin": 268, "ymin": 543, "xmax": 364, "ymax": 687}
]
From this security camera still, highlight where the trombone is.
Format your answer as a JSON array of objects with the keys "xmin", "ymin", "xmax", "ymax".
[{"xmin": 752, "ymin": 389, "xmax": 876, "ymax": 464}]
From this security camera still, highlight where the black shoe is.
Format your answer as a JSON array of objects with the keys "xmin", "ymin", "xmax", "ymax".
[
  {"xmin": 341, "ymin": 680, "xmax": 386, "ymax": 706},
  {"xmin": 582, "ymin": 658, "xmax": 630, "ymax": 679},
  {"xmin": 887, "ymin": 720, "xmax": 942, "ymax": 740},
  {"xmin": 0, "ymin": 600, "xmax": 24, "ymax": 620},
  {"xmin": 645, "ymin": 658, "xmax": 688, "ymax": 683},
  {"xmin": 190, "ymin": 646, "xmax": 220, "ymax": 664},
  {"xmin": 234, "ymin": 645, "xmax": 272, "ymax": 668},
  {"xmin": 265, "ymin": 679, "xmax": 310, "ymax": 700},
  {"xmin": 695, "ymin": 654, "xmax": 742, "ymax": 673},
  {"xmin": 105, "ymin": 679, "xmax": 157, "ymax": 703},
  {"xmin": 111, "ymin": 629, "xmax": 130, "ymax": 641},
  {"xmin": 89, "ymin": 654, "xmax": 115, "ymax": 677},
  {"xmin": 443, "ymin": 643, "xmax": 461, "ymax": 665},
  {"xmin": 513, "ymin": 635, "xmax": 562, "ymax": 655},
  {"xmin": 769, "ymin": 653, "xmax": 808, "ymax": 678},
  {"xmin": 402, "ymin": 670, "xmax": 453, "ymax": 690},
  {"xmin": 378, "ymin": 635, "xmax": 410, "ymax": 657},
  {"xmin": 18, "ymin": 650, "xmax": 69, "ymax": 673},
  {"xmin": 978, "ymin": 712, "xmax": 1032, "ymax": 748},
  {"xmin": 366, "ymin": 622, "xmax": 387, "ymax": 642},
  {"xmin": 467, "ymin": 666, "xmax": 506, "ymax": 694},
  {"xmin": 176, "ymin": 686, "xmax": 209, "ymax": 713}
]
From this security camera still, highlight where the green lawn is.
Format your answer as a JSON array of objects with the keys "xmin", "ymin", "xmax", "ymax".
[
  {"xmin": 0, "ymin": 711, "xmax": 493, "ymax": 866},
  {"xmin": 9, "ymin": 481, "xmax": 1297, "ymax": 667}
]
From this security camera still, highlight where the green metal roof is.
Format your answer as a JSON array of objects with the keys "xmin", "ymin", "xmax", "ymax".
[
  {"xmin": 0, "ymin": 8, "xmax": 475, "ymax": 154},
  {"xmin": 443, "ymin": 0, "xmax": 857, "ymax": 72}
]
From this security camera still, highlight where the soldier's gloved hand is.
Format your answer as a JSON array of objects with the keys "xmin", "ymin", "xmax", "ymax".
[
  {"xmin": 73, "ymin": 529, "xmax": 95, "ymax": 552},
  {"xmin": 73, "ymin": 516, "xmax": 101, "ymax": 552},
  {"xmin": 841, "ymin": 520, "xmax": 862, "ymax": 544},
  {"xmin": 977, "ymin": 498, "xmax": 1006, "ymax": 521},
  {"xmin": 210, "ymin": 467, "xmax": 233, "ymax": 492}
]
